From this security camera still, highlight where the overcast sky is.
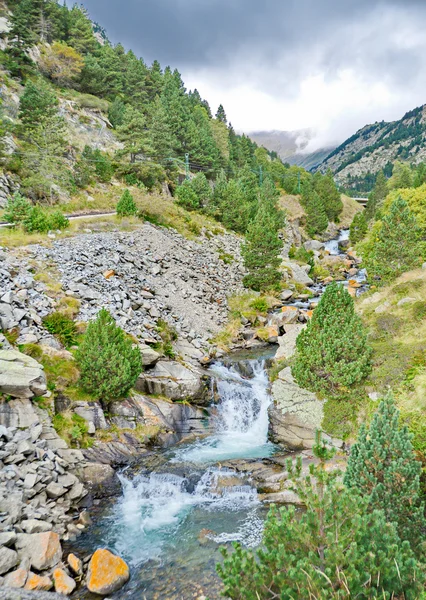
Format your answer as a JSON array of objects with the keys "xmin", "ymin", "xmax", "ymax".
[{"xmin": 77, "ymin": 0, "xmax": 426, "ymax": 151}]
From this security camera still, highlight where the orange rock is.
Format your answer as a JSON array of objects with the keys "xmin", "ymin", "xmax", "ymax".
[
  {"xmin": 53, "ymin": 568, "xmax": 76, "ymax": 596},
  {"xmin": 348, "ymin": 286, "xmax": 357, "ymax": 297},
  {"xmin": 25, "ymin": 572, "xmax": 53, "ymax": 591},
  {"xmin": 281, "ymin": 305, "xmax": 298, "ymax": 313},
  {"xmin": 67, "ymin": 553, "xmax": 83, "ymax": 576},
  {"xmin": 87, "ymin": 549, "xmax": 130, "ymax": 595},
  {"xmin": 16, "ymin": 531, "xmax": 62, "ymax": 571},
  {"xmin": 4, "ymin": 567, "xmax": 28, "ymax": 588},
  {"xmin": 348, "ymin": 279, "xmax": 361, "ymax": 288},
  {"xmin": 305, "ymin": 310, "xmax": 314, "ymax": 319},
  {"xmin": 103, "ymin": 269, "xmax": 115, "ymax": 279},
  {"xmin": 322, "ymin": 276, "xmax": 334, "ymax": 284}
]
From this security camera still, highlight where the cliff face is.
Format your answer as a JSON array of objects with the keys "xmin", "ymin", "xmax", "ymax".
[{"xmin": 317, "ymin": 105, "xmax": 426, "ymax": 184}]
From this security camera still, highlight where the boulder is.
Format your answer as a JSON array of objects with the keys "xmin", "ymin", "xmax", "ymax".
[
  {"xmin": 275, "ymin": 324, "xmax": 305, "ymax": 361},
  {"xmin": 21, "ymin": 520, "xmax": 52, "ymax": 534},
  {"xmin": 77, "ymin": 463, "xmax": 120, "ymax": 498},
  {"xmin": 135, "ymin": 360, "xmax": 210, "ymax": 403},
  {"xmin": 4, "ymin": 567, "xmax": 28, "ymax": 588},
  {"xmin": 67, "ymin": 553, "xmax": 83, "ymax": 577},
  {"xmin": 15, "ymin": 532, "xmax": 62, "ymax": 571},
  {"xmin": 269, "ymin": 367, "xmax": 324, "ymax": 450},
  {"xmin": 87, "ymin": 549, "xmax": 130, "ymax": 595},
  {"xmin": 0, "ymin": 589, "xmax": 62, "ymax": 600},
  {"xmin": 303, "ymin": 240, "xmax": 325, "ymax": 252},
  {"xmin": 0, "ymin": 546, "xmax": 19, "ymax": 575},
  {"xmin": 24, "ymin": 572, "xmax": 53, "ymax": 591},
  {"xmin": 73, "ymin": 401, "xmax": 108, "ymax": 431},
  {"xmin": 282, "ymin": 260, "xmax": 314, "ymax": 286},
  {"xmin": 0, "ymin": 350, "xmax": 47, "ymax": 399},
  {"xmin": 269, "ymin": 307, "xmax": 300, "ymax": 330},
  {"xmin": 53, "ymin": 568, "xmax": 76, "ymax": 596},
  {"xmin": 280, "ymin": 289, "xmax": 294, "ymax": 302},
  {"xmin": 139, "ymin": 344, "xmax": 161, "ymax": 367}
]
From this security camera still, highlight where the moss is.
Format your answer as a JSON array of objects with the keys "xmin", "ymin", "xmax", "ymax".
[{"xmin": 56, "ymin": 296, "xmax": 81, "ymax": 318}]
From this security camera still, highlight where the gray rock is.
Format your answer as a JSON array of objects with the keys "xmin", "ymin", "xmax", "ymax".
[
  {"xmin": 0, "ymin": 351, "xmax": 47, "ymax": 399},
  {"xmin": 15, "ymin": 532, "xmax": 62, "ymax": 571},
  {"xmin": 0, "ymin": 590, "xmax": 63, "ymax": 600},
  {"xmin": 275, "ymin": 324, "xmax": 305, "ymax": 361},
  {"xmin": 282, "ymin": 260, "xmax": 314, "ymax": 286},
  {"xmin": 0, "ymin": 399, "xmax": 40, "ymax": 429},
  {"xmin": 135, "ymin": 360, "xmax": 210, "ymax": 403},
  {"xmin": 21, "ymin": 520, "xmax": 52, "ymax": 534},
  {"xmin": 303, "ymin": 240, "xmax": 325, "ymax": 252},
  {"xmin": 73, "ymin": 401, "xmax": 108, "ymax": 431},
  {"xmin": 0, "ymin": 532, "xmax": 17, "ymax": 548},
  {"xmin": 139, "ymin": 344, "xmax": 161, "ymax": 367},
  {"xmin": 0, "ymin": 303, "xmax": 14, "ymax": 330},
  {"xmin": 280, "ymin": 289, "xmax": 294, "ymax": 301},
  {"xmin": 45, "ymin": 483, "xmax": 67, "ymax": 499},
  {"xmin": 0, "ymin": 546, "xmax": 19, "ymax": 575}
]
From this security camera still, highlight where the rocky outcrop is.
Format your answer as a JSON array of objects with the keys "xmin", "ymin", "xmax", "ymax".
[
  {"xmin": 269, "ymin": 367, "xmax": 324, "ymax": 450},
  {"xmin": 275, "ymin": 324, "xmax": 305, "ymax": 361},
  {"xmin": 282, "ymin": 259, "xmax": 314, "ymax": 286},
  {"xmin": 135, "ymin": 360, "xmax": 211, "ymax": 404},
  {"xmin": 0, "ymin": 350, "xmax": 47, "ymax": 399}
]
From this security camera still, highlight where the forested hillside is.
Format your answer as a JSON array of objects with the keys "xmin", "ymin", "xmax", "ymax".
[{"xmin": 317, "ymin": 104, "xmax": 426, "ymax": 192}]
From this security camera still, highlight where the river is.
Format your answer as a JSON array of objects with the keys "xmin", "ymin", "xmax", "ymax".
[{"xmin": 74, "ymin": 350, "xmax": 277, "ymax": 599}]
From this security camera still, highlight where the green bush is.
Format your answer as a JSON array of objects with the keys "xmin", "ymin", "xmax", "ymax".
[
  {"xmin": 48, "ymin": 210, "xmax": 70, "ymax": 230},
  {"xmin": 76, "ymin": 309, "xmax": 142, "ymax": 407},
  {"xmin": 293, "ymin": 246, "xmax": 314, "ymax": 268},
  {"xmin": 43, "ymin": 312, "xmax": 78, "ymax": 347},
  {"xmin": 175, "ymin": 180, "xmax": 200, "ymax": 210},
  {"xmin": 53, "ymin": 413, "xmax": 92, "ymax": 449},
  {"xmin": 22, "ymin": 206, "xmax": 69, "ymax": 233},
  {"xmin": 412, "ymin": 300, "xmax": 426, "ymax": 321},
  {"xmin": 116, "ymin": 189, "xmax": 137, "ymax": 217},
  {"xmin": 4, "ymin": 192, "xmax": 32, "ymax": 224},
  {"xmin": 349, "ymin": 210, "xmax": 368, "ymax": 244},
  {"xmin": 249, "ymin": 297, "xmax": 269, "ymax": 313}
]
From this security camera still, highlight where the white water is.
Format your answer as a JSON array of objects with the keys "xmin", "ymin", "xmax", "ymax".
[
  {"xmin": 324, "ymin": 228, "xmax": 350, "ymax": 255},
  {"xmin": 172, "ymin": 358, "xmax": 274, "ymax": 463},
  {"xmin": 99, "ymin": 358, "xmax": 273, "ymax": 569}
]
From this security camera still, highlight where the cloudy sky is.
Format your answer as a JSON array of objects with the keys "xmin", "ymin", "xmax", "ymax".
[{"xmin": 78, "ymin": 0, "xmax": 426, "ymax": 151}]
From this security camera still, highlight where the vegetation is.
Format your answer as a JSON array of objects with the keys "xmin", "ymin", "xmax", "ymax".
[
  {"xmin": 217, "ymin": 435, "xmax": 425, "ymax": 599},
  {"xmin": 75, "ymin": 308, "xmax": 142, "ymax": 407},
  {"xmin": 349, "ymin": 210, "xmax": 367, "ymax": 243},
  {"xmin": 116, "ymin": 189, "xmax": 137, "ymax": 217},
  {"xmin": 293, "ymin": 282, "xmax": 372, "ymax": 397},
  {"xmin": 43, "ymin": 312, "xmax": 78, "ymax": 347}
]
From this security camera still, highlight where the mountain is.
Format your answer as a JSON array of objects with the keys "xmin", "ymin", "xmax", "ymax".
[
  {"xmin": 317, "ymin": 105, "xmax": 426, "ymax": 186},
  {"xmin": 248, "ymin": 129, "xmax": 335, "ymax": 170}
]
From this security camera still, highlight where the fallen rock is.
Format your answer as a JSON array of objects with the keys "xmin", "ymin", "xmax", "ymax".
[
  {"xmin": 53, "ymin": 568, "xmax": 76, "ymax": 596},
  {"xmin": 25, "ymin": 572, "xmax": 53, "ymax": 591},
  {"xmin": 139, "ymin": 344, "xmax": 161, "ymax": 367},
  {"xmin": 0, "ymin": 546, "xmax": 19, "ymax": 575},
  {"xmin": 87, "ymin": 548, "xmax": 130, "ymax": 595},
  {"xmin": 0, "ymin": 350, "xmax": 47, "ymax": 399},
  {"xmin": 16, "ymin": 532, "xmax": 62, "ymax": 571},
  {"xmin": 4, "ymin": 567, "xmax": 28, "ymax": 588},
  {"xmin": 67, "ymin": 553, "xmax": 83, "ymax": 577},
  {"xmin": 21, "ymin": 520, "xmax": 52, "ymax": 534}
]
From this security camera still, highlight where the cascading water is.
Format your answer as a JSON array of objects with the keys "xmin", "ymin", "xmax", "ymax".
[{"xmin": 76, "ymin": 356, "xmax": 274, "ymax": 599}]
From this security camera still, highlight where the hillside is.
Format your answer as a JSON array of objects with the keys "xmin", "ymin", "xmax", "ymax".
[
  {"xmin": 317, "ymin": 104, "xmax": 426, "ymax": 187},
  {"xmin": 249, "ymin": 129, "xmax": 335, "ymax": 170}
]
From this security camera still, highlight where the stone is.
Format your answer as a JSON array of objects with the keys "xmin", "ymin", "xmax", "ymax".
[
  {"xmin": 53, "ymin": 568, "xmax": 76, "ymax": 596},
  {"xmin": 77, "ymin": 463, "xmax": 119, "ymax": 498},
  {"xmin": 269, "ymin": 367, "xmax": 324, "ymax": 450},
  {"xmin": 0, "ymin": 546, "xmax": 19, "ymax": 575},
  {"xmin": 0, "ymin": 350, "xmax": 47, "ymax": 399},
  {"xmin": 280, "ymin": 289, "xmax": 294, "ymax": 301},
  {"xmin": 21, "ymin": 520, "xmax": 52, "ymax": 534},
  {"xmin": 46, "ymin": 483, "xmax": 67, "ymax": 499},
  {"xmin": 67, "ymin": 553, "xmax": 83, "ymax": 576},
  {"xmin": 74, "ymin": 401, "xmax": 108, "ymax": 431},
  {"xmin": 24, "ymin": 572, "xmax": 53, "ymax": 591},
  {"xmin": 397, "ymin": 297, "xmax": 416, "ymax": 306},
  {"xmin": 15, "ymin": 532, "xmax": 62, "ymax": 571},
  {"xmin": 135, "ymin": 360, "xmax": 210, "ymax": 403},
  {"xmin": 103, "ymin": 269, "xmax": 115, "ymax": 279},
  {"xmin": 0, "ymin": 532, "xmax": 17, "ymax": 547},
  {"xmin": 275, "ymin": 324, "xmax": 305, "ymax": 361},
  {"xmin": 0, "ymin": 590, "xmax": 62, "ymax": 600},
  {"xmin": 282, "ymin": 260, "xmax": 314, "ymax": 286},
  {"xmin": 87, "ymin": 549, "xmax": 130, "ymax": 595},
  {"xmin": 4, "ymin": 567, "xmax": 28, "ymax": 588},
  {"xmin": 139, "ymin": 344, "xmax": 161, "ymax": 367},
  {"xmin": 303, "ymin": 240, "xmax": 325, "ymax": 252},
  {"xmin": 375, "ymin": 301, "xmax": 390, "ymax": 314},
  {"xmin": 0, "ymin": 303, "xmax": 14, "ymax": 330}
]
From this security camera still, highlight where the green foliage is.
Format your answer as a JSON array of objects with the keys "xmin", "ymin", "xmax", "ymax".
[
  {"xmin": 362, "ymin": 197, "xmax": 423, "ymax": 283},
  {"xmin": 313, "ymin": 169, "xmax": 343, "ymax": 222},
  {"xmin": 303, "ymin": 188, "xmax": 328, "ymax": 235},
  {"xmin": 349, "ymin": 210, "xmax": 368, "ymax": 243},
  {"xmin": 116, "ymin": 189, "xmax": 137, "ymax": 217},
  {"xmin": 344, "ymin": 393, "xmax": 425, "ymax": 549},
  {"xmin": 365, "ymin": 170, "xmax": 388, "ymax": 220},
  {"xmin": 53, "ymin": 413, "xmax": 92, "ymax": 449},
  {"xmin": 76, "ymin": 309, "xmax": 142, "ymax": 406},
  {"xmin": 217, "ymin": 436, "xmax": 424, "ymax": 599},
  {"xmin": 293, "ymin": 246, "xmax": 314, "ymax": 268},
  {"xmin": 293, "ymin": 282, "xmax": 372, "ymax": 396},
  {"xmin": 249, "ymin": 297, "xmax": 269, "ymax": 313},
  {"xmin": 4, "ymin": 192, "xmax": 32, "ymax": 225},
  {"xmin": 43, "ymin": 312, "xmax": 78, "ymax": 348},
  {"xmin": 175, "ymin": 180, "xmax": 200, "ymax": 210},
  {"xmin": 108, "ymin": 97, "xmax": 127, "ymax": 128},
  {"xmin": 21, "ymin": 206, "xmax": 69, "ymax": 233}
]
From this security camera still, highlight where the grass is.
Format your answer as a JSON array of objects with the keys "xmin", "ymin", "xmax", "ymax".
[
  {"xmin": 339, "ymin": 195, "xmax": 363, "ymax": 229},
  {"xmin": 53, "ymin": 411, "xmax": 93, "ymax": 449}
]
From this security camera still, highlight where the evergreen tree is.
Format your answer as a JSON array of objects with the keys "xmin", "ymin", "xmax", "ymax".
[
  {"xmin": 190, "ymin": 172, "xmax": 212, "ymax": 207},
  {"xmin": 313, "ymin": 169, "xmax": 343, "ymax": 222},
  {"xmin": 365, "ymin": 170, "xmax": 388, "ymax": 220},
  {"xmin": 108, "ymin": 97, "xmax": 126, "ymax": 129},
  {"xmin": 215, "ymin": 104, "xmax": 227, "ymax": 124},
  {"xmin": 389, "ymin": 160, "xmax": 413, "ymax": 190},
  {"xmin": 363, "ymin": 196, "xmax": 422, "ymax": 282},
  {"xmin": 76, "ymin": 309, "xmax": 142, "ymax": 408},
  {"xmin": 344, "ymin": 393, "xmax": 425, "ymax": 549},
  {"xmin": 242, "ymin": 202, "xmax": 284, "ymax": 291},
  {"xmin": 73, "ymin": 145, "xmax": 96, "ymax": 188},
  {"xmin": 66, "ymin": 5, "xmax": 97, "ymax": 54},
  {"xmin": 18, "ymin": 80, "xmax": 59, "ymax": 133},
  {"xmin": 92, "ymin": 149, "xmax": 113, "ymax": 183},
  {"xmin": 116, "ymin": 189, "xmax": 137, "ymax": 216},
  {"xmin": 149, "ymin": 96, "xmax": 176, "ymax": 159},
  {"xmin": 116, "ymin": 106, "xmax": 152, "ymax": 163},
  {"xmin": 293, "ymin": 282, "xmax": 372, "ymax": 396},
  {"xmin": 175, "ymin": 180, "xmax": 200, "ymax": 211},
  {"xmin": 217, "ymin": 436, "xmax": 424, "ymax": 600},
  {"xmin": 349, "ymin": 210, "xmax": 368, "ymax": 244},
  {"xmin": 304, "ymin": 189, "xmax": 328, "ymax": 235}
]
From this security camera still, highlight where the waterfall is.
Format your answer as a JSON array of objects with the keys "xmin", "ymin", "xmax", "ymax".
[{"xmin": 172, "ymin": 357, "xmax": 274, "ymax": 463}]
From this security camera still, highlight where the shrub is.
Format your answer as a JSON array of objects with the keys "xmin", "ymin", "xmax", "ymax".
[
  {"xmin": 4, "ymin": 192, "xmax": 32, "ymax": 225},
  {"xmin": 175, "ymin": 180, "xmax": 200, "ymax": 210},
  {"xmin": 116, "ymin": 189, "xmax": 137, "ymax": 217},
  {"xmin": 22, "ymin": 206, "xmax": 69, "ymax": 233},
  {"xmin": 76, "ymin": 309, "xmax": 142, "ymax": 407},
  {"xmin": 53, "ymin": 413, "xmax": 92, "ymax": 449},
  {"xmin": 48, "ymin": 210, "xmax": 69, "ymax": 230},
  {"xmin": 43, "ymin": 312, "xmax": 78, "ymax": 347},
  {"xmin": 292, "ymin": 282, "xmax": 372, "ymax": 397},
  {"xmin": 249, "ymin": 297, "xmax": 268, "ymax": 313},
  {"xmin": 349, "ymin": 210, "xmax": 368, "ymax": 243}
]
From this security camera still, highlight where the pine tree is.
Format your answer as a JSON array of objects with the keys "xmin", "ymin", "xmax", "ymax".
[
  {"xmin": 313, "ymin": 169, "xmax": 343, "ymax": 222},
  {"xmin": 364, "ymin": 196, "xmax": 422, "ymax": 282},
  {"xmin": 242, "ymin": 202, "xmax": 284, "ymax": 291},
  {"xmin": 190, "ymin": 173, "xmax": 212, "ymax": 207},
  {"xmin": 217, "ymin": 436, "xmax": 424, "ymax": 599},
  {"xmin": 76, "ymin": 309, "xmax": 142, "ymax": 408},
  {"xmin": 349, "ymin": 210, "xmax": 367, "ymax": 243},
  {"xmin": 304, "ymin": 189, "xmax": 328, "ymax": 235},
  {"xmin": 116, "ymin": 106, "xmax": 152, "ymax": 163},
  {"xmin": 293, "ymin": 282, "xmax": 372, "ymax": 396},
  {"xmin": 365, "ymin": 170, "xmax": 388, "ymax": 220},
  {"xmin": 116, "ymin": 189, "xmax": 137, "ymax": 216},
  {"xmin": 215, "ymin": 104, "xmax": 227, "ymax": 124},
  {"xmin": 108, "ymin": 97, "xmax": 126, "ymax": 129},
  {"xmin": 66, "ymin": 5, "xmax": 97, "ymax": 54},
  {"xmin": 344, "ymin": 393, "xmax": 425, "ymax": 549},
  {"xmin": 175, "ymin": 180, "xmax": 200, "ymax": 211}
]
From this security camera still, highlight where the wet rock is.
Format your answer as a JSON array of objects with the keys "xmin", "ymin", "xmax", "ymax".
[
  {"xmin": 53, "ymin": 568, "xmax": 76, "ymax": 596},
  {"xmin": 0, "ymin": 350, "xmax": 47, "ymax": 399},
  {"xmin": 135, "ymin": 360, "xmax": 210, "ymax": 403},
  {"xmin": 86, "ymin": 549, "xmax": 130, "ymax": 595},
  {"xmin": 304, "ymin": 240, "xmax": 325, "ymax": 252},
  {"xmin": 15, "ymin": 532, "xmax": 62, "ymax": 571},
  {"xmin": 0, "ymin": 589, "xmax": 62, "ymax": 600},
  {"xmin": 76, "ymin": 463, "xmax": 120, "ymax": 498}
]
